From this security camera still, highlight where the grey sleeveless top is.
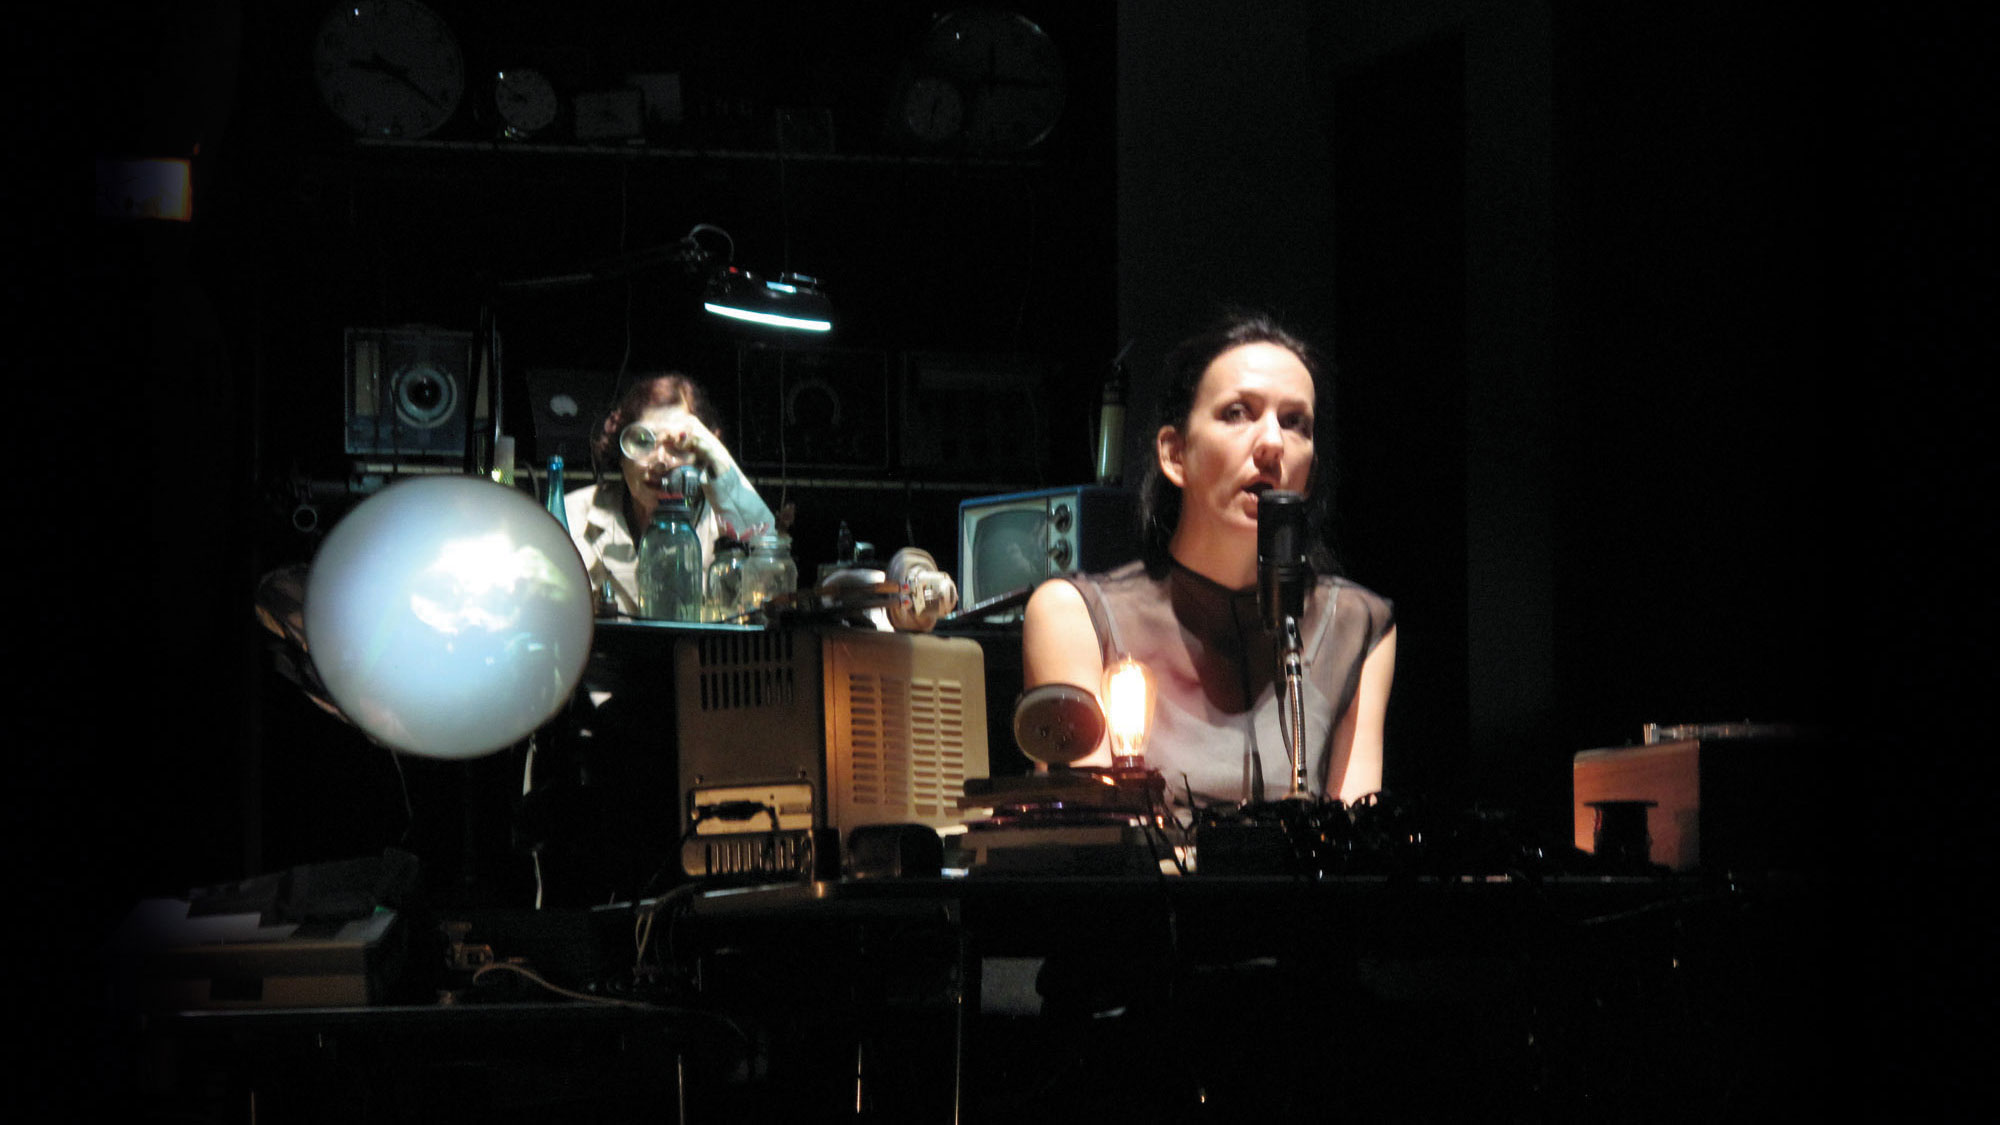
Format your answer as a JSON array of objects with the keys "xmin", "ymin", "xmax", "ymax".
[{"xmin": 1064, "ymin": 559, "xmax": 1394, "ymax": 811}]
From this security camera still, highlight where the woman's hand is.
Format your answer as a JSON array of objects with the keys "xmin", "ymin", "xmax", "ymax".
[
  {"xmin": 715, "ymin": 517, "xmax": 771, "ymax": 543},
  {"xmin": 651, "ymin": 413, "xmax": 727, "ymax": 470}
]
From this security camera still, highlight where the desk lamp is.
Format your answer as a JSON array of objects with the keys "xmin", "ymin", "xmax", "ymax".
[{"xmin": 702, "ymin": 265, "xmax": 833, "ymax": 333}]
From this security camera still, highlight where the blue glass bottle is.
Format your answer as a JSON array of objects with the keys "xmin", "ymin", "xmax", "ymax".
[{"xmin": 545, "ymin": 455, "xmax": 568, "ymax": 531}]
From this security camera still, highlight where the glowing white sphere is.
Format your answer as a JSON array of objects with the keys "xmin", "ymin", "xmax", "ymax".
[{"xmin": 305, "ymin": 475, "xmax": 593, "ymax": 759}]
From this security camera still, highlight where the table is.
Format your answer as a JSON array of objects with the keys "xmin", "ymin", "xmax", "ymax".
[
  {"xmin": 108, "ymin": 871, "xmax": 1840, "ymax": 1122},
  {"xmin": 679, "ymin": 871, "xmax": 1840, "ymax": 1120}
]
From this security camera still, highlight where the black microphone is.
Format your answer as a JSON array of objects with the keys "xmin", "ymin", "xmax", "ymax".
[{"xmin": 1257, "ymin": 489, "xmax": 1309, "ymax": 633}]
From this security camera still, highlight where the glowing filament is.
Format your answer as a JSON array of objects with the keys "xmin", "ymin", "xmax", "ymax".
[{"xmin": 1102, "ymin": 656, "xmax": 1156, "ymax": 767}]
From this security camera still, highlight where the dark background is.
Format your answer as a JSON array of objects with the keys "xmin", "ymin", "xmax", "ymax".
[{"xmin": 22, "ymin": 0, "xmax": 1986, "ymax": 1108}]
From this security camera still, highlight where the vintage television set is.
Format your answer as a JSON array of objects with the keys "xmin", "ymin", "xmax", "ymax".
[{"xmin": 956, "ymin": 485, "xmax": 1141, "ymax": 618}]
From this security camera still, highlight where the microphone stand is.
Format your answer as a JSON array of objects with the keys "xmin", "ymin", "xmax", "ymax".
[
  {"xmin": 1280, "ymin": 614, "xmax": 1309, "ymax": 799},
  {"xmin": 1258, "ymin": 488, "xmax": 1313, "ymax": 802}
]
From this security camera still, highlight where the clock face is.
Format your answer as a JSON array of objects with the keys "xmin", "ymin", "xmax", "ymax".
[
  {"xmin": 493, "ymin": 67, "xmax": 560, "ymax": 139},
  {"xmin": 921, "ymin": 9, "xmax": 1065, "ymax": 152},
  {"xmin": 313, "ymin": 0, "xmax": 465, "ymax": 140},
  {"xmin": 901, "ymin": 75, "xmax": 966, "ymax": 144}
]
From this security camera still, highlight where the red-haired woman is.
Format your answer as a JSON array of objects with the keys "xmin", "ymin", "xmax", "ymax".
[{"xmin": 563, "ymin": 373, "xmax": 774, "ymax": 614}]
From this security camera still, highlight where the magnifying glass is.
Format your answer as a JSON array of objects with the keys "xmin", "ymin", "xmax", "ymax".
[{"xmin": 618, "ymin": 422, "xmax": 674, "ymax": 462}]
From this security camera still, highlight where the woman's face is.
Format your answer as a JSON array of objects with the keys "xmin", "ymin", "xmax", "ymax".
[
  {"xmin": 619, "ymin": 401, "xmax": 699, "ymax": 516},
  {"xmin": 1159, "ymin": 341, "xmax": 1317, "ymax": 542}
]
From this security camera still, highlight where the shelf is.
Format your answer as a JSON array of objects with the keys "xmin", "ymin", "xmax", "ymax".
[
  {"xmin": 350, "ymin": 136, "xmax": 1044, "ymax": 170},
  {"xmin": 746, "ymin": 476, "xmax": 1036, "ymax": 493},
  {"xmin": 345, "ymin": 462, "xmax": 1034, "ymax": 495}
]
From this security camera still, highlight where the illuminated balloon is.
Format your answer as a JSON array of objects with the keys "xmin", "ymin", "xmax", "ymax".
[{"xmin": 304, "ymin": 475, "xmax": 593, "ymax": 759}]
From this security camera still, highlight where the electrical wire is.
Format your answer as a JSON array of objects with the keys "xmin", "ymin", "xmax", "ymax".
[
  {"xmin": 520, "ymin": 735, "xmax": 545, "ymax": 909},
  {"xmin": 615, "ymin": 162, "xmax": 634, "ymax": 382},
  {"xmin": 684, "ymin": 224, "xmax": 735, "ymax": 262},
  {"xmin": 467, "ymin": 960, "xmax": 756, "ymax": 1064},
  {"xmin": 633, "ymin": 881, "xmax": 707, "ymax": 976},
  {"xmin": 776, "ymin": 351, "xmax": 789, "ymax": 515},
  {"xmin": 472, "ymin": 960, "xmax": 656, "ymax": 1009},
  {"xmin": 1144, "ymin": 779, "xmax": 1190, "ymax": 878},
  {"xmin": 384, "ymin": 740, "xmax": 415, "ymax": 847},
  {"xmin": 1009, "ymin": 166, "xmax": 1039, "ymax": 349}
]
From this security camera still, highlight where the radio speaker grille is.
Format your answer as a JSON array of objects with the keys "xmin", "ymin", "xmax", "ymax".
[
  {"xmin": 825, "ymin": 634, "xmax": 985, "ymax": 828},
  {"xmin": 692, "ymin": 630, "xmax": 800, "ymax": 711}
]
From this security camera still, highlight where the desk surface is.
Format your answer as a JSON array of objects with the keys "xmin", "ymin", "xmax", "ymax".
[
  {"xmin": 682, "ymin": 872, "xmax": 1748, "ymax": 959},
  {"xmin": 118, "ymin": 872, "xmax": 1840, "ymax": 1122}
]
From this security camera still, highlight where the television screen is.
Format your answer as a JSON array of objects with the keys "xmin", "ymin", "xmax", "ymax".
[
  {"xmin": 958, "ymin": 486, "xmax": 1140, "ymax": 615},
  {"xmin": 968, "ymin": 508, "xmax": 1058, "ymax": 600}
]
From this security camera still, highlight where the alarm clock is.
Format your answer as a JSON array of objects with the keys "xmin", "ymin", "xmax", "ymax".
[{"xmin": 489, "ymin": 67, "xmax": 561, "ymax": 140}]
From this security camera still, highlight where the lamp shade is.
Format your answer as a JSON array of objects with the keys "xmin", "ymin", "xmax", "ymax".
[
  {"xmin": 304, "ymin": 475, "xmax": 593, "ymax": 759},
  {"xmin": 703, "ymin": 265, "xmax": 832, "ymax": 332},
  {"xmin": 1011, "ymin": 682, "xmax": 1104, "ymax": 767}
]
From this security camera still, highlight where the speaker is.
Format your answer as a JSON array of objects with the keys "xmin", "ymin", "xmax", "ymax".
[
  {"xmin": 734, "ymin": 344, "xmax": 890, "ymax": 470},
  {"xmin": 344, "ymin": 327, "xmax": 478, "ymax": 458}
]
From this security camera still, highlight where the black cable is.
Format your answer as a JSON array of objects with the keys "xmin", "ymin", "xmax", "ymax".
[{"xmin": 1143, "ymin": 777, "xmax": 1189, "ymax": 878}]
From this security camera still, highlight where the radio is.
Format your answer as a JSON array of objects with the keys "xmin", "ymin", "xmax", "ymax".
[{"xmin": 674, "ymin": 628, "xmax": 989, "ymax": 880}]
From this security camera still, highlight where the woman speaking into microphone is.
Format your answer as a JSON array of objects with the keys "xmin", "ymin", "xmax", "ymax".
[{"xmin": 1021, "ymin": 311, "xmax": 1396, "ymax": 815}]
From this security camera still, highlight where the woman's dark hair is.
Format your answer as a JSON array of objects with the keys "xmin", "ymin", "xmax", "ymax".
[
  {"xmin": 589, "ymin": 372, "xmax": 722, "ymax": 477},
  {"xmin": 1140, "ymin": 309, "xmax": 1339, "ymax": 573}
]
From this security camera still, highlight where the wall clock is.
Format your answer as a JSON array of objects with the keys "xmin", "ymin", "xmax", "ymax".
[
  {"xmin": 312, "ymin": 0, "xmax": 466, "ymax": 140},
  {"xmin": 918, "ymin": 8, "xmax": 1065, "ymax": 153}
]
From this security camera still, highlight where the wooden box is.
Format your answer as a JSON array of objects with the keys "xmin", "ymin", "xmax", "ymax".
[{"xmin": 1572, "ymin": 732, "xmax": 1818, "ymax": 874}]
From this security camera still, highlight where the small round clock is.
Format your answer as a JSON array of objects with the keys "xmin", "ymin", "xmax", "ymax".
[
  {"xmin": 490, "ymin": 67, "xmax": 560, "ymax": 140},
  {"xmin": 312, "ymin": 0, "xmax": 466, "ymax": 140}
]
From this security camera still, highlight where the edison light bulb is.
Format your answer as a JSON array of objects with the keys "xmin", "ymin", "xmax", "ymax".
[{"xmin": 1101, "ymin": 656, "xmax": 1156, "ymax": 770}]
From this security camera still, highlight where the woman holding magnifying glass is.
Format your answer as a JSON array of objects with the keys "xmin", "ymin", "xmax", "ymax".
[{"xmin": 563, "ymin": 373, "xmax": 775, "ymax": 615}]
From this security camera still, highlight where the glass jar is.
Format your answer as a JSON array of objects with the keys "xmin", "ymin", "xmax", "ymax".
[
  {"xmin": 704, "ymin": 538, "xmax": 748, "ymax": 622},
  {"xmin": 636, "ymin": 498, "xmax": 702, "ymax": 621},
  {"xmin": 740, "ymin": 532, "xmax": 799, "ymax": 617}
]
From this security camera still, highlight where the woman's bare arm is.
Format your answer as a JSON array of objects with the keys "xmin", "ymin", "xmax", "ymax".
[
  {"xmin": 1325, "ymin": 626, "xmax": 1396, "ymax": 803},
  {"xmin": 1021, "ymin": 578, "xmax": 1112, "ymax": 767}
]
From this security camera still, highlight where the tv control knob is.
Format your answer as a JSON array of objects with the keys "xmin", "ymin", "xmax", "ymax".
[
  {"xmin": 1051, "ymin": 503, "xmax": 1073, "ymax": 533},
  {"xmin": 1048, "ymin": 539, "xmax": 1073, "ymax": 569}
]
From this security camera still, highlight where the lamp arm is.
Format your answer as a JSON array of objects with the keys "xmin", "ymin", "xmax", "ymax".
[
  {"xmin": 490, "ymin": 226, "xmax": 734, "ymax": 293},
  {"xmin": 683, "ymin": 223, "xmax": 735, "ymax": 262}
]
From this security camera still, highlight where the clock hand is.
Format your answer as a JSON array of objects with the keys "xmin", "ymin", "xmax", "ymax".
[
  {"xmin": 980, "ymin": 76, "xmax": 1055, "ymax": 90},
  {"xmin": 349, "ymin": 52, "xmax": 448, "ymax": 112}
]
